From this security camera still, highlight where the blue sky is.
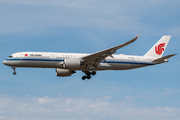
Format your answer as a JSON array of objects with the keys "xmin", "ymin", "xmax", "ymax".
[{"xmin": 0, "ymin": 0, "xmax": 180, "ymax": 120}]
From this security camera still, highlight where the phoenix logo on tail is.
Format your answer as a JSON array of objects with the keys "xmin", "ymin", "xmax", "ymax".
[{"xmin": 155, "ymin": 43, "xmax": 165, "ymax": 55}]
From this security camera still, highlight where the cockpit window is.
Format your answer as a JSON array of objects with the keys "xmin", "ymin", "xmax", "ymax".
[{"xmin": 8, "ymin": 55, "xmax": 13, "ymax": 58}]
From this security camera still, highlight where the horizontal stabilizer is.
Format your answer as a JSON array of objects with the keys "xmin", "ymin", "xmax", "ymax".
[{"xmin": 153, "ymin": 54, "xmax": 177, "ymax": 63}]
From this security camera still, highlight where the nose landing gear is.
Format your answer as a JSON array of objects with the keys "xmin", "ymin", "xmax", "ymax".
[
  {"xmin": 82, "ymin": 71, "xmax": 96, "ymax": 80},
  {"xmin": 12, "ymin": 67, "xmax": 16, "ymax": 75}
]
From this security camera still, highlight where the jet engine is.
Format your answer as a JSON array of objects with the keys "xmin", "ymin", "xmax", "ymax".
[
  {"xmin": 62, "ymin": 58, "xmax": 82, "ymax": 69},
  {"xmin": 56, "ymin": 68, "xmax": 75, "ymax": 77}
]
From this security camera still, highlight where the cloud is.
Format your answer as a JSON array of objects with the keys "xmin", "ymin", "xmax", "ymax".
[
  {"xmin": 1, "ymin": 0, "xmax": 179, "ymax": 34},
  {"xmin": 0, "ymin": 95, "xmax": 180, "ymax": 120},
  {"xmin": 162, "ymin": 88, "xmax": 180, "ymax": 95},
  {"xmin": 124, "ymin": 96, "xmax": 136, "ymax": 101},
  {"xmin": 37, "ymin": 96, "xmax": 57, "ymax": 104},
  {"xmin": 0, "ymin": 0, "xmax": 142, "ymax": 31}
]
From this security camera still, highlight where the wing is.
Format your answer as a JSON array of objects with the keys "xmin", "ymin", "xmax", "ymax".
[{"xmin": 81, "ymin": 34, "xmax": 141, "ymax": 67}]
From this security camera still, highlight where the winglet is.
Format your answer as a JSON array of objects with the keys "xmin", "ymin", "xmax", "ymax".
[
  {"xmin": 135, "ymin": 33, "xmax": 141, "ymax": 39},
  {"xmin": 117, "ymin": 33, "xmax": 141, "ymax": 49}
]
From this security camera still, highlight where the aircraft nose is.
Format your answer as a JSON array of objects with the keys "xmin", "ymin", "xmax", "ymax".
[{"xmin": 3, "ymin": 60, "xmax": 7, "ymax": 65}]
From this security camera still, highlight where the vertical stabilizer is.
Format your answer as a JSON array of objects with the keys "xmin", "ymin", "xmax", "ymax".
[{"xmin": 144, "ymin": 36, "xmax": 171, "ymax": 58}]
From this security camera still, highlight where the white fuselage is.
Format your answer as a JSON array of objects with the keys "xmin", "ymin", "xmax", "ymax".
[
  {"xmin": 2, "ymin": 35, "xmax": 174, "ymax": 79},
  {"xmin": 3, "ymin": 52, "xmax": 155, "ymax": 71}
]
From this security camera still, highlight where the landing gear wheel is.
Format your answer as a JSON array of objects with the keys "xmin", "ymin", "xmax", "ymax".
[
  {"xmin": 82, "ymin": 71, "xmax": 97, "ymax": 80},
  {"xmin": 87, "ymin": 75, "xmax": 91, "ymax": 79},
  {"xmin": 82, "ymin": 76, "xmax": 86, "ymax": 80},
  {"xmin": 92, "ymin": 71, "xmax": 96, "ymax": 75},
  {"xmin": 86, "ymin": 72, "xmax": 91, "ymax": 76},
  {"xmin": 13, "ymin": 72, "xmax": 16, "ymax": 75},
  {"xmin": 12, "ymin": 67, "xmax": 16, "ymax": 75}
]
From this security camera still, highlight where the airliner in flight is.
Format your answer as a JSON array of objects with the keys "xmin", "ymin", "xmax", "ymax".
[{"xmin": 3, "ymin": 34, "xmax": 176, "ymax": 80}]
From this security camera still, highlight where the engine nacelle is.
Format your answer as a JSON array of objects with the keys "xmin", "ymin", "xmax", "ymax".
[
  {"xmin": 63, "ymin": 58, "xmax": 81, "ymax": 69},
  {"xmin": 56, "ymin": 68, "xmax": 75, "ymax": 77}
]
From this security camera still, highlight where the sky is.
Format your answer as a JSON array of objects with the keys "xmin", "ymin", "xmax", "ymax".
[{"xmin": 0, "ymin": 0, "xmax": 180, "ymax": 120}]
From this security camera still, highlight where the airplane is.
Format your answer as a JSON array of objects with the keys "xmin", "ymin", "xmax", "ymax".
[{"xmin": 3, "ymin": 34, "xmax": 176, "ymax": 80}]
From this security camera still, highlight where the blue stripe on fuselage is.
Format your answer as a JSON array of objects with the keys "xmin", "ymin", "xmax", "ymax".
[
  {"xmin": 5, "ymin": 58, "xmax": 154, "ymax": 65},
  {"xmin": 5, "ymin": 58, "xmax": 64, "ymax": 62},
  {"xmin": 102, "ymin": 61, "xmax": 154, "ymax": 65}
]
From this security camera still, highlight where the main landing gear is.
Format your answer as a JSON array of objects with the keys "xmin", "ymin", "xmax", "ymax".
[
  {"xmin": 82, "ymin": 71, "xmax": 96, "ymax": 80},
  {"xmin": 12, "ymin": 66, "xmax": 16, "ymax": 75}
]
